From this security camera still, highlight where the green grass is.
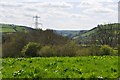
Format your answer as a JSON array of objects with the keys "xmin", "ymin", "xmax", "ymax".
[
  {"xmin": 1, "ymin": 26, "xmax": 26, "ymax": 33},
  {"xmin": 1, "ymin": 56, "xmax": 119, "ymax": 78},
  {"xmin": 0, "ymin": 24, "xmax": 32, "ymax": 33},
  {"xmin": 1, "ymin": 27, "xmax": 16, "ymax": 32}
]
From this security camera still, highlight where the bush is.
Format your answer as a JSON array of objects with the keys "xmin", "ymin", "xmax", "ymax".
[
  {"xmin": 99, "ymin": 45, "xmax": 114, "ymax": 55},
  {"xmin": 89, "ymin": 45, "xmax": 100, "ymax": 56},
  {"xmin": 61, "ymin": 41, "xmax": 78, "ymax": 57},
  {"xmin": 112, "ymin": 50, "xmax": 118, "ymax": 56},
  {"xmin": 76, "ymin": 47, "xmax": 90, "ymax": 56},
  {"xmin": 38, "ymin": 41, "xmax": 78, "ymax": 57},
  {"xmin": 2, "ymin": 42, "xmax": 22, "ymax": 57},
  {"xmin": 118, "ymin": 45, "xmax": 120, "ymax": 56},
  {"xmin": 21, "ymin": 42, "xmax": 41, "ymax": 57},
  {"xmin": 38, "ymin": 46, "xmax": 55, "ymax": 57}
]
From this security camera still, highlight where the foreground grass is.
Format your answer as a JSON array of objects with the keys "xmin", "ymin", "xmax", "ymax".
[{"xmin": 1, "ymin": 56, "xmax": 119, "ymax": 78}]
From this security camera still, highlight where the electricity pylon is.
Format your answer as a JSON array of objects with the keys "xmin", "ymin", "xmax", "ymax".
[{"xmin": 33, "ymin": 15, "xmax": 42, "ymax": 29}]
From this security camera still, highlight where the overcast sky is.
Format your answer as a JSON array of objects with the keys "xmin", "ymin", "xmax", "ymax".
[{"xmin": 0, "ymin": 0, "xmax": 119, "ymax": 30}]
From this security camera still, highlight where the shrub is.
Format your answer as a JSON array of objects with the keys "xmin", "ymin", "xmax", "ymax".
[
  {"xmin": 99, "ymin": 45, "xmax": 114, "ymax": 55},
  {"xmin": 21, "ymin": 42, "xmax": 41, "ymax": 57},
  {"xmin": 2, "ymin": 42, "xmax": 22, "ymax": 57},
  {"xmin": 38, "ymin": 46, "xmax": 55, "ymax": 57},
  {"xmin": 112, "ymin": 50, "xmax": 118, "ymax": 56},
  {"xmin": 76, "ymin": 47, "xmax": 90, "ymax": 56},
  {"xmin": 61, "ymin": 41, "xmax": 78, "ymax": 57},
  {"xmin": 51, "ymin": 45, "xmax": 62, "ymax": 57},
  {"xmin": 38, "ymin": 41, "xmax": 78, "ymax": 57},
  {"xmin": 118, "ymin": 45, "xmax": 120, "ymax": 56},
  {"xmin": 89, "ymin": 45, "xmax": 100, "ymax": 56}
]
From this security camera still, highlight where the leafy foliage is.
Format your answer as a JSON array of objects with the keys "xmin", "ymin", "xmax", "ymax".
[
  {"xmin": 61, "ymin": 41, "xmax": 78, "ymax": 57},
  {"xmin": 21, "ymin": 42, "xmax": 41, "ymax": 57},
  {"xmin": 99, "ymin": 45, "xmax": 114, "ymax": 55},
  {"xmin": 2, "ymin": 56, "xmax": 119, "ymax": 78},
  {"xmin": 2, "ymin": 23, "xmax": 119, "ymax": 57},
  {"xmin": 2, "ymin": 32, "xmax": 28, "ymax": 57},
  {"xmin": 75, "ymin": 23, "xmax": 119, "ymax": 47},
  {"xmin": 2, "ymin": 29, "xmax": 69, "ymax": 57},
  {"xmin": 38, "ymin": 46, "xmax": 55, "ymax": 57}
]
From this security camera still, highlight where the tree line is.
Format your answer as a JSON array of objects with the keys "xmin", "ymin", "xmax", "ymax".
[
  {"xmin": 2, "ymin": 23, "xmax": 119, "ymax": 57},
  {"xmin": 78, "ymin": 23, "xmax": 119, "ymax": 48}
]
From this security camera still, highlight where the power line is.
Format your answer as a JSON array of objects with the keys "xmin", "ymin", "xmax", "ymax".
[{"xmin": 33, "ymin": 15, "xmax": 42, "ymax": 29}]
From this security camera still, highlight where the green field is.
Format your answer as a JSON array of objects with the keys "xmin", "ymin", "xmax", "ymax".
[
  {"xmin": 0, "ymin": 24, "xmax": 33, "ymax": 33},
  {"xmin": 1, "ymin": 56, "xmax": 119, "ymax": 78}
]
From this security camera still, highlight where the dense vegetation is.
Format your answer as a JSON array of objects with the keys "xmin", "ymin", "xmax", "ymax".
[
  {"xmin": 2, "ymin": 29, "xmax": 69, "ymax": 57},
  {"xmin": 2, "ymin": 33, "xmax": 118, "ymax": 57},
  {"xmin": 2, "ymin": 56, "xmax": 119, "ymax": 78},
  {"xmin": 1, "ymin": 23, "xmax": 119, "ymax": 79},
  {"xmin": 74, "ymin": 23, "xmax": 120, "ymax": 47},
  {"xmin": 1, "ymin": 23, "xmax": 119, "ymax": 57}
]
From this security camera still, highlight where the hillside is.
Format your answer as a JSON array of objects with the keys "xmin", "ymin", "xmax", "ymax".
[
  {"xmin": 0, "ymin": 23, "xmax": 34, "ymax": 33},
  {"xmin": 1, "ymin": 23, "xmax": 119, "ymax": 45},
  {"xmin": 2, "ymin": 24, "xmax": 70, "ymax": 57},
  {"xmin": 73, "ymin": 23, "xmax": 120, "ymax": 44},
  {"xmin": 81, "ymin": 23, "xmax": 119, "ymax": 37},
  {"xmin": 0, "ymin": 24, "xmax": 86, "ymax": 39},
  {"xmin": 0, "ymin": 23, "xmax": 88, "ymax": 39}
]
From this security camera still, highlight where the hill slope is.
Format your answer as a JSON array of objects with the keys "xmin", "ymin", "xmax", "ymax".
[
  {"xmin": 73, "ymin": 23, "xmax": 120, "ymax": 44},
  {"xmin": 0, "ymin": 23, "xmax": 34, "ymax": 33}
]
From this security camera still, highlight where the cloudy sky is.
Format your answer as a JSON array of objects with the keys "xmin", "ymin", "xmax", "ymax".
[{"xmin": 0, "ymin": 0, "xmax": 119, "ymax": 30}]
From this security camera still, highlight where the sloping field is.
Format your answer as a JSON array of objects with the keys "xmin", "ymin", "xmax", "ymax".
[{"xmin": 0, "ymin": 24, "xmax": 34, "ymax": 33}]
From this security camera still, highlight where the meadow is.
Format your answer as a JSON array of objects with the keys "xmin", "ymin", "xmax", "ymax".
[{"xmin": 1, "ymin": 56, "xmax": 119, "ymax": 79}]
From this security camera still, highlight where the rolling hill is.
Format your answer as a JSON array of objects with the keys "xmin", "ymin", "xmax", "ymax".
[
  {"xmin": 0, "ymin": 23, "xmax": 34, "ymax": 33},
  {"xmin": 73, "ymin": 23, "xmax": 120, "ymax": 44},
  {"xmin": 0, "ymin": 24, "xmax": 87, "ymax": 39},
  {"xmin": 1, "ymin": 23, "xmax": 119, "ymax": 42},
  {"xmin": 54, "ymin": 23, "xmax": 120, "ymax": 40},
  {"xmin": 0, "ymin": 23, "xmax": 88, "ymax": 39}
]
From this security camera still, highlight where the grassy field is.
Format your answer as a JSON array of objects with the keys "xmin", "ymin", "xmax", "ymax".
[
  {"xmin": 1, "ymin": 56, "xmax": 119, "ymax": 79},
  {"xmin": 0, "ymin": 24, "xmax": 33, "ymax": 33}
]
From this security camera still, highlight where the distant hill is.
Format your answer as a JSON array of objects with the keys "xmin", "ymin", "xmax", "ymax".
[
  {"xmin": 1, "ymin": 23, "xmax": 119, "ymax": 43},
  {"xmin": 0, "ymin": 23, "xmax": 88, "ymax": 39},
  {"xmin": 55, "ymin": 30, "xmax": 87, "ymax": 39},
  {"xmin": 0, "ymin": 23, "xmax": 34, "ymax": 33}
]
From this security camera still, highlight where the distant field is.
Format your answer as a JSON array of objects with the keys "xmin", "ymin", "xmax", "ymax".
[
  {"xmin": 1, "ymin": 27, "xmax": 16, "ymax": 32},
  {"xmin": 1, "ymin": 56, "xmax": 119, "ymax": 78},
  {"xmin": 0, "ymin": 24, "xmax": 33, "ymax": 33},
  {"xmin": 1, "ymin": 26, "xmax": 26, "ymax": 33}
]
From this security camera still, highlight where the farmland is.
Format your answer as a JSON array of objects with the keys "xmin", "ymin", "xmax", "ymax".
[
  {"xmin": 1, "ymin": 56, "xmax": 119, "ymax": 79},
  {"xmin": 0, "ymin": 24, "xmax": 34, "ymax": 33}
]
